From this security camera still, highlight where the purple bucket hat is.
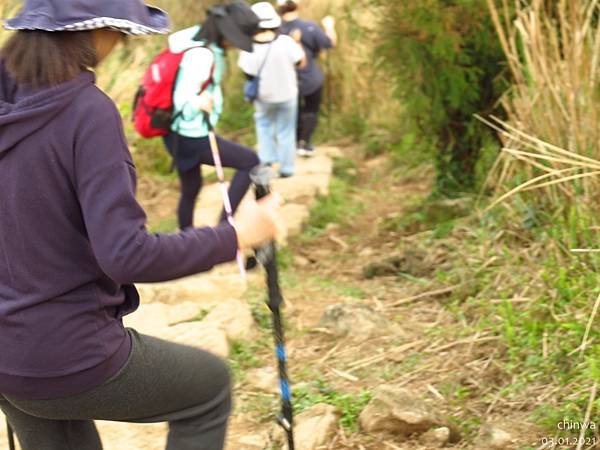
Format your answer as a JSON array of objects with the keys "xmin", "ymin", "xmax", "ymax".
[{"xmin": 3, "ymin": 0, "xmax": 170, "ymax": 35}]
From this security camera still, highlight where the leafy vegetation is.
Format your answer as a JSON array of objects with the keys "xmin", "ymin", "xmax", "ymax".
[{"xmin": 371, "ymin": 0, "xmax": 507, "ymax": 195}]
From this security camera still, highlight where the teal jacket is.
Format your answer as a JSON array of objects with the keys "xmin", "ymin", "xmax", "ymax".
[{"xmin": 168, "ymin": 26, "xmax": 226, "ymax": 138}]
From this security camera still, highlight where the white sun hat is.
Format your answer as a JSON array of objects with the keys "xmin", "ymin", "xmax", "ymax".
[{"xmin": 252, "ymin": 2, "xmax": 282, "ymax": 29}]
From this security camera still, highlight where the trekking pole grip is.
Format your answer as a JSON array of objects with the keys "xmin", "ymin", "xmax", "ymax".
[
  {"xmin": 202, "ymin": 111, "xmax": 213, "ymax": 132},
  {"xmin": 250, "ymin": 164, "xmax": 273, "ymax": 200}
]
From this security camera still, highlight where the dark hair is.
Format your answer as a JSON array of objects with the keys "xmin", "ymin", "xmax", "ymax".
[
  {"xmin": 1, "ymin": 30, "xmax": 98, "ymax": 88},
  {"xmin": 277, "ymin": 1, "xmax": 298, "ymax": 15}
]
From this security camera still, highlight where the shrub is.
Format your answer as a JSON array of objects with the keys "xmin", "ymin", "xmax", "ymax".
[{"xmin": 371, "ymin": 0, "xmax": 507, "ymax": 195}]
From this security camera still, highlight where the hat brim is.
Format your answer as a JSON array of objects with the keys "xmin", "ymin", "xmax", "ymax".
[
  {"xmin": 259, "ymin": 17, "xmax": 282, "ymax": 29},
  {"xmin": 218, "ymin": 16, "xmax": 254, "ymax": 52},
  {"xmin": 4, "ymin": 5, "xmax": 170, "ymax": 35}
]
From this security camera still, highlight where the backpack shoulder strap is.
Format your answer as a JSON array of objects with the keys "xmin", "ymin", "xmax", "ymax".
[
  {"xmin": 172, "ymin": 46, "xmax": 216, "ymax": 125},
  {"xmin": 178, "ymin": 45, "xmax": 216, "ymax": 95},
  {"xmin": 257, "ymin": 41, "xmax": 274, "ymax": 77},
  {"xmin": 198, "ymin": 47, "xmax": 216, "ymax": 95}
]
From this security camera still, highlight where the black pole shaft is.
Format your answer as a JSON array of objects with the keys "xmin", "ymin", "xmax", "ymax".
[
  {"xmin": 7, "ymin": 419, "xmax": 15, "ymax": 450},
  {"xmin": 252, "ymin": 169, "xmax": 295, "ymax": 450},
  {"xmin": 264, "ymin": 254, "xmax": 294, "ymax": 449}
]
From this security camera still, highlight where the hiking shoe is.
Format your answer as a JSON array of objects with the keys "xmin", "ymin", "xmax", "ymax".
[
  {"xmin": 296, "ymin": 143, "xmax": 315, "ymax": 157},
  {"xmin": 245, "ymin": 256, "xmax": 258, "ymax": 270},
  {"xmin": 279, "ymin": 172, "xmax": 293, "ymax": 178}
]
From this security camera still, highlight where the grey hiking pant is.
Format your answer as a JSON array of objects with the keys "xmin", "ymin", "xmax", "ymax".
[{"xmin": 0, "ymin": 329, "xmax": 231, "ymax": 450}]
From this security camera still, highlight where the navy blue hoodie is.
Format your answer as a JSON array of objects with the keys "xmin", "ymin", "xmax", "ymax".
[{"xmin": 0, "ymin": 64, "xmax": 237, "ymax": 400}]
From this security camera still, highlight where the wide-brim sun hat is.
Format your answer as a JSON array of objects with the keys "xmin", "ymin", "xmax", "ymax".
[
  {"xmin": 3, "ymin": 0, "xmax": 170, "ymax": 36},
  {"xmin": 196, "ymin": 1, "xmax": 259, "ymax": 52},
  {"xmin": 252, "ymin": 2, "xmax": 282, "ymax": 30}
]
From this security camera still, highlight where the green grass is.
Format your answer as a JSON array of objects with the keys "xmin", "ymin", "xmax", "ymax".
[
  {"xmin": 416, "ymin": 203, "xmax": 600, "ymax": 437},
  {"xmin": 131, "ymin": 136, "xmax": 177, "ymax": 179},
  {"xmin": 228, "ymin": 340, "xmax": 268, "ymax": 383},
  {"xmin": 250, "ymin": 301, "xmax": 272, "ymax": 331},
  {"xmin": 448, "ymin": 416, "xmax": 482, "ymax": 440},
  {"xmin": 300, "ymin": 156, "xmax": 365, "ymax": 237},
  {"xmin": 293, "ymin": 380, "xmax": 372, "ymax": 432},
  {"xmin": 303, "ymin": 183, "xmax": 364, "ymax": 238},
  {"xmin": 148, "ymin": 215, "xmax": 178, "ymax": 234},
  {"xmin": 308, "ymin": 276, "xmax": 366, "ymax": 299}
]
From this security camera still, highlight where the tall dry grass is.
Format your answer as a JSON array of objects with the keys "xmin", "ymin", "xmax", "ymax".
[{"xmin": 483, "ymin": 0, "xmax": 600, "ymax": 213}]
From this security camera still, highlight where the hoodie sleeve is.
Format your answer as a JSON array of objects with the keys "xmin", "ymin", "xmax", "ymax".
[{"xmin": 73, "ymin": 89, "xmax": 237, "ymax": 284}]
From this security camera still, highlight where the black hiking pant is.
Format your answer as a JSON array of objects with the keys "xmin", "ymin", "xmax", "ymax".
[
  {"xmin": 0, "ymin": 329, "xmax": 231, "ymax": 450},
  {"xmin": 164, "ymin": 134, "xmax": 260, "ymax": 230},
  {"xmin": 297, "ymin": 86, "xmax": 323, "ymax": 146}
]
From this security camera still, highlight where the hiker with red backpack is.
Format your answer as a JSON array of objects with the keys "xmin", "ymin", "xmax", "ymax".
[
  {"xmin": 0, "ymin": 1, "xmax": 281, "ymax": 449},
  {"xmin": 137, "ymin": 3, "xmax": 262, "ymax": 230}
]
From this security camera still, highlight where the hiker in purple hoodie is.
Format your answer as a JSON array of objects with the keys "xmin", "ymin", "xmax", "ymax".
[{"xmin": 0, "ymin": 1, "xmax": 281, "ymax": 449}]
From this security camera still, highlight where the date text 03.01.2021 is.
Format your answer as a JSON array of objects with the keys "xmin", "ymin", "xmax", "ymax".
[{"xmin": 541, "ymin": 437, "xmax": 597, "ymax": 447}]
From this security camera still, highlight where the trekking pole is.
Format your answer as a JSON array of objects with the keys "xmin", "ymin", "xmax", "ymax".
[
  {"xmin": 249, "ymin": 165, "xmax": 295, "ymax": 450},
  {"xmin": 202, "ymin": 112, "xmax": 246, "ymax": 281},
  {"xmin": 7, "ymin": 419, "xmax": 15, "ymax": 450}
]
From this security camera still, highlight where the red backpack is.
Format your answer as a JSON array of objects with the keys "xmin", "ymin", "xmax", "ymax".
[{"xmin": 133, "ymin": 47, "xmax": 214, "ymax": 138}]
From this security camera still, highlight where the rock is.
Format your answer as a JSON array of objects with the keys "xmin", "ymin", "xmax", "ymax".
[
  {"xmin": 475, "ymin": 425, "xmax": 515, "ymax": 449},
  {"xmin": 161, "ymin": 322, "xmax": 229, "ymax": 358},
  {"xmin": 421, "ymin": 198, "xmax": 473, "ymax": 224},
  {"xmin": 294, "ymin": 404, "xmax": 339, "ymax": 450},
  {"xmin": 237, "ymin": 433, "xmax": 269, "ymax": 448},
  {"xmin": 296, "ymin": 153, "xmax": 334, "ymax": 176},
  {"xmin": 280, "ymin": 203, "xmax": 310, "ymax": 241},
  {"xmin": 294, "ymin": 255, "xmax": 312, "ymax": 267},
  {"xmin": 325, "ymin": 223, "xmax": 341, "ymax": 232},
  {"xmin": 421, "ymin": 427, "xmax": 451, "ymax": 447},
  {"xmin": 246, "ymin": 367, "xmax": 279, "ymax": 395},
  {"xmin": 359, "ymin": 247, "xmax": 376, "ymax": 257},
  {"xmin": 272, "ymin": 174, "xmax": 329, "ymax": 201},
  {"xmin": 319, "ymin": 303, "xmax": 392, "ymax": 338},
  {"xmin": 124, "ymin": 301, "xmax": 202, "ymax": 332},
  {"xmin": 201, "ymin": 298, "xmax": 257, "ymax": 341},
  {"xmin": 363, "ymin": 248, "xmax": 433, "ymax": 279},
  {"xmin": 359, "ymin": 385, "xmax": 438, "ymax": 437},
  {"xmin": 95, "ymin": 420, "xmax": 167, "ymax": 450},
  {"xmin": 137, "ymin": 272, "xmax": 248, "ymax": 306}
]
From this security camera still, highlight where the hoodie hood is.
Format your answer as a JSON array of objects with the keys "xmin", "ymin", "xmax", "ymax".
[
  {"xmin": 168, "ymin": 25, "xmax": 225, "ymax": 59},
  {"xmin": 168, "ymin": 25, "xmax": 204, "ymax": 53},
  {"xmin": 0, "ymin": 63, "xmax": 95, "ymax": 156}
]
